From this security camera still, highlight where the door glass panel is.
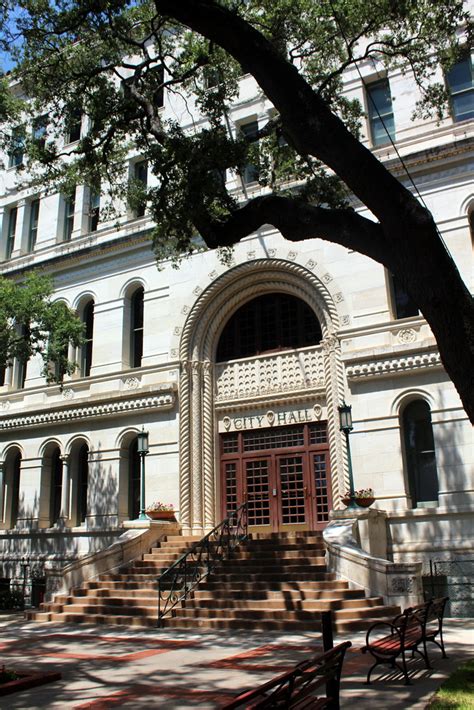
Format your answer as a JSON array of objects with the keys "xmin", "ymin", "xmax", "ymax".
[
  {"xmin": 279, "ymin": 455, "xmax": 306, "ymax": 524},
  {"xmin": 246, "ymin": 460, "xmax": 270, "ymax": 526},
  {"xmin": 313, "ymin": 453, "xmax": 329, "ymax": 522},
  {"xmin": 309, "ymin": 422, "xmax": 328, "ymax": 444},
  {"xmin": 224, "ymin": 461, "xmax": 238, "ymax": 515},
  {"xmin": 243, "ymin": 426, "xmax": 304, "ymax": 452}
]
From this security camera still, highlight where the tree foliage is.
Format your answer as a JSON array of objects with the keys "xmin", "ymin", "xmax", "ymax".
[
  {"xmin": 0, "ymin": 0, "xmax": 472, "ymax": 418},
  {"xmin": 0, "ymin": 272, "xmax": 84, "ymax": 384}
]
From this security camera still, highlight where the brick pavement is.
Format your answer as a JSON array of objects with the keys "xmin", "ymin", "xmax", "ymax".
[{"xmin": 0, "ymin": 614, "xmax": 471, "ymax": 708}]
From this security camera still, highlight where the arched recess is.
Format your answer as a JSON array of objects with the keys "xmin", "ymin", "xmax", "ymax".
[
  {"xmin": 178, "ymin": 259, "xmax": 348, "ymax": 534},
  {"xmin": 400, "ymin": 398, "xmax": 440, "ymax": 508},
  {"xmin": 116, "ymin": 428, "xmax": 141, "ymax": 522},
  {"xmin": 38, "ymin": 440, "xmax": 64, "ymax": 528},
  {"xmin": 66, "ymin": 437, "xmax": 90, "ymax": 527},
  {"xmin": 0, "ymin": 446, "xmax": 22, "ymax": 529}
]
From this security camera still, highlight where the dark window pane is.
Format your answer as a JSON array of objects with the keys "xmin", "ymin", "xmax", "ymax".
[
  {"xmin": 391, "ymin": 275, "xmax": 419, "ymax": 319},
  {"xmin": 403, "ymin": 400, "xmax": 439, "ymax": 507},
  {"xmin": 81, "ymin": 300, "xmax": 94, "ymax": 376},
  {"xmin": 367, "ymin": 80, "xmax": 395, "ymax": 146},
  {"xmin": 28, "ymin": 199, "xmax": 40, "ymax": 251},
  {"xmin": 131, "ymin": 287, "xmax": 144, "ymax": 368},
  {"xmin": 447, "ymin": 57, "xmax": 474, "ymax": 122},
  {"xmin": 216, "ymin": 293, "xmax": 322, "ymax": 362}
]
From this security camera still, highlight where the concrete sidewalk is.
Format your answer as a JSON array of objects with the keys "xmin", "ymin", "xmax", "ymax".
[{"xmin": 0, "ymin": 614, "xmax": 471, "ymax": 708}]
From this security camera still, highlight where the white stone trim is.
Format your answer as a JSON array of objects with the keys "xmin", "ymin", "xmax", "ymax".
[{"xmin": 345, "ymin": 350, "xmax": 441, "ymax": 380}]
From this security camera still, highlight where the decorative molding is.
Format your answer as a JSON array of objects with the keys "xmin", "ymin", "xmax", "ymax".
[
  {"xmin": 346, "ymin": 351, "xmax": 442, "ymax": 380},
  {"xmin": 123, "ymin": 376, "xmax": 140, "ymax": 390},
  {"xmin": 0, "ymin": 392, "xmax": 176, "ymax": 431},
  {"xmin": 215, "ymin": 347, "xmax": 325, "ymax": 403},
  {"xmin": 397, "ymin": 328, "xmax": 417, "ymax": 344}
]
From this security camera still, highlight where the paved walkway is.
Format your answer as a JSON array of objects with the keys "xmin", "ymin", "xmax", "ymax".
[{"xmin": 0, "ymin": 614, "xmax": 472, "ymax": 708}]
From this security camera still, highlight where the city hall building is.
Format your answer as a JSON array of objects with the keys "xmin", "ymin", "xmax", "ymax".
[{"xmin": 0, "ymin": 48, "xmax": 472, "ymax": 604}]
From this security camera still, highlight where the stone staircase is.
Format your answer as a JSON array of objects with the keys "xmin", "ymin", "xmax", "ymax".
[{"xmin": 28, "ymin": 531, "xmax": 399, "ymax": 632}]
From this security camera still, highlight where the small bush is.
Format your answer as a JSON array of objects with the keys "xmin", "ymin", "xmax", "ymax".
[{"xmin": 0, "ymin": 590, "xmax": 25, "ymax": 610}]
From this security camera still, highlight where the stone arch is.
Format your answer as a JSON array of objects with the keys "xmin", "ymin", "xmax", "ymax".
[
  {"xmin": 178, "ymin": 258, "xmax": 348, "ymax": 534},
  {"xmin": 0, "ymin": 445, "xmax": 22, "ymax": 529},
  {"xmin": 116, "ymin": 427, "xmax": 141, "ymax": 522}
]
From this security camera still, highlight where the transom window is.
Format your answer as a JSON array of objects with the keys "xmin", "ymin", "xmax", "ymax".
[{"xmin": 216, "ymin": 293, "xmax": 322, "ymax": 362}]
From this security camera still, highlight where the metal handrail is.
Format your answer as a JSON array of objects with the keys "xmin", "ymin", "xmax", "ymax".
[{"xmin": 157, "ymin": 502, "xmax": 248, "ymax": 625}]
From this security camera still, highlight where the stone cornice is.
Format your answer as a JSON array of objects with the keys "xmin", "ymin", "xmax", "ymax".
[
  {"xmin": 345, "ymin": 350, "xmax": 442, "ymax": 380},
  {"xmin": 0, "ymin": 388, "xmax": 176, "ymax": 430}
]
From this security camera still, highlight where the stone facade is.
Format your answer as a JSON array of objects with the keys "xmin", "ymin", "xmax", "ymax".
[{"xmin": 0, "ymin": 48, "xmax": 472, "ymax": 598}]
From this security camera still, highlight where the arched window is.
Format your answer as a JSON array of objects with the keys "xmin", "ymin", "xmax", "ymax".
[
  {"xmin": 77, "ymin": 443, "xmax": 89, "ymax": 524},
  {"xmin": 402, "ymin": 400, "xmax": 439, "ymax": 508},
  {"xmin": 50, "ymin": 448, "xmax": 63, "ymax": 525},
  {"xmin": 129, "ymin": 438, "xmax": 140, "ymax": 519},
  {"xmin": 130, "ymin": 287, "xmax": 144, "ymax": 368},
  {"xmin": 216, "ymin": 293, "xmax": 322, "ymax": 362},
  {"xmin": 2, "ymin": 450, "xmax": 21, "ymax": 528},
  {"xmin": 80, "ymin": 300, "xmax": 94, "ymax": 377}
]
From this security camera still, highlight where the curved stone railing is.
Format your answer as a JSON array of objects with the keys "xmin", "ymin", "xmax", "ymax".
[
  {"xmin": 47, "ymin": 520, "xmax": 180, "ymax": 599},
  {"xmin": 323, "ymin": 509, "xmax": 423, "ymax": 608}
]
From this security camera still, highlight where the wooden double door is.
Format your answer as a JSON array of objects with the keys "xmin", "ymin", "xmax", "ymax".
[{"xmin": 221, "ymin": 422, "xmax": 332, "ymax": 532}]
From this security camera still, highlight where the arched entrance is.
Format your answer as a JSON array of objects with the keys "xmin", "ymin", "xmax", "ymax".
[
  {"xmin": 178, "ymin": 259, "xmax": 348, "ymax": 535},
  {"xmin": 216, "ymin": 293, "xmax": 330, "ymax": 532}
]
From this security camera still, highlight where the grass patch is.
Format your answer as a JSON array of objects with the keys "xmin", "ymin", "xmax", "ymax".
[{"xmin": 428, "ymin": 659, "xmax": 474, "ymax": 709}]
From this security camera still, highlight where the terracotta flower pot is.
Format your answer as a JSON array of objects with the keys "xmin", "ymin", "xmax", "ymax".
[
  {"xmin": 355, "ymin": 497, "xmax": 375, "ymax": 508},
  {"xmin": 341, "ymin": 497, "xmax": 352, "ymax": 506},
  {"xmin": 146, "ymin": 510, "xmax": 176, "ymax": 521}
]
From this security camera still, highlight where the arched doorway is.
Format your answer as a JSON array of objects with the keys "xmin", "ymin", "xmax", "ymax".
[
  {"xmin": 217, "ymin": 293, "xmax": 330, "ymax": 532},
  {"xmin": 178, "ymin": 260, "xmax": 348, "ymax": 535}
]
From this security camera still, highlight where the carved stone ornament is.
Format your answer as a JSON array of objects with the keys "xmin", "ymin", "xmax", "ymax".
[
  {"xmin": 266, "ymin": 410, "xmax": 276, "ymax": 426},
  {"xmin": 181, "ymin": 305, "xmax": 190, "ymax": 314},
  {"xmin": 390, "ymin": 576, "xmax": 415, "ymax": 593},
  {"xmin": 313, "ymin": 404, "xmax": 323, "ymax": 419},
  {"xmin": 267, "ymin": 249, "xmax": 276, "ymax": 257},
  {"xmin": 124, "ymin": 377, "xmax": 140, "ymax": 390},
  {"xmin": 173, "ymin": 326, "xmax": 182, "ymax": 336},
  {"xmin": 335, "ymin": 292, "xmax": 344, "ymax": 303},
  {"xmin": 306, "ymin": 259, "xmax": 317, "ymax": 270},
  {"xmin": 193, "ymin": 286, "xmax": 202, "ymax": 296},
  {"xmin": 342, "ymin": 315, "xmax": 351, "ymax": 326},
  {"xmin": 223, "ymin": 416, "xmax": 231, "ymax": 431},
  {"xmin": 62, "ymin": 388, "xmax": 74, "ymax": 399},
  {"xmin": 397, "ymin": 328, "xmax": 417, "ymax": 344},
  {"xmin": 170, "ymin": 349, "xmax": 179, "ymax": 358},
  {"xmin": 247, "ymin": 251, "xmax": 256, "ymax": 260},
  {"xmin": 287, "ymin": 251, "xmax": 297, "ymax": 261},
  {"xmin": 208, "ymin": 270, "xmax": 218, "ymax": 280},
  {"xmin": 322, "ymin": 272, "xmax": 333, "ymax": 283}
]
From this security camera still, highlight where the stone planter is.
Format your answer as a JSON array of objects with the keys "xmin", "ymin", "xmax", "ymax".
[
  {"xmin": 146, "ymin": 510, "xmax": 176, "ymax": 521},
  {"xmin": 341, "ymin": 496, "xmax": 375, "ymax": 508},
  {"xmin": 356, "ymin": 497, "xmax": 375, "ymax": 508}
]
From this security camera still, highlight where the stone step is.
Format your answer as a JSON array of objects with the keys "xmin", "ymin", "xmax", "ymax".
[
  {"xmin": 218, "ymin": 559, "xmax": 327, "ymax": 570},
  {"xmin": 64, "ymin": 603, "xmax": 157, "ymax": 617},
  {"xmin": 197, "ymin": 579, "xmax": 346, "ymax": 591},
  {"xmin": 48, "ymin": 612, "xmax": 158, "ymax": 627},
  {"xmin": 231, "ymin": 545, "xmax": 326, "ymax": 560},
  {"xmin": 207, "ymin": 570, "xmax": 332, "ymax": 582},
  {"xmin": 183, "ymin": 596, "xmax": 384, "ymax": 611},
  {"xmin": 84, "ymin": 580, "xmax": 159, "ymax": 591},
  {"xmin": 171, "ymin": 604, "xmax": 396, "ymax": 622},
  {"xmin": 191, "ymin": 587, "xmax": 360, "ymax": 601}
]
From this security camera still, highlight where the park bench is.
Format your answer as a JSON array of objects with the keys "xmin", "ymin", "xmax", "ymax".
[
  {"xmin": 362, "ymin": 596, "xmax": 449, "ymax": 685},
  {"xmin": 221, "ymin": 641, "xmax": 351, "ymax": 709}
]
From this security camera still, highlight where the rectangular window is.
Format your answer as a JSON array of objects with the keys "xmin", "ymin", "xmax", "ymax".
[
  {"xmin": 89, "ymin": 190, "xmax": 100, "ymax": 232},
  {"xmin": 6, "ymin": 207, "xmax": 17, "ymax": 259},
  {"xmin": 446, "ymin": 56, "xmax": 474, "ymax": 123},
  {"xmin": 154, "ymin": 65, "xmax": 164, "ymax": 108},
  {"xmin": 63, "ymin": 190, "xmax": 76, "ymax": 241},
  {"xmin": 240, "ymin": 121, "xmax": 259, "ymax": 185},
  {"xmin": 366, "ymin": 80, "xmax": 395, "ymax": 147},
  {"xmin": 390, "ymin": 274, "xmax": 419, "ymax": 319},
  {"xmin": 65, "ymin": 109, "xmax": 82, "ymax": 144},
  {"xmin": 8, "ymin": 127, "xmax": 25, "ymax": 168},
  {"xmin": 27, "ymin": 199, "xmax": 40, "ymax": 252},
  {"xmin": 133, "ymin": 160, "xmax": 148, "ymax": 217},
  {"xmin": 32, "ymin": 116, "xmax": 48, "ymax": 150}
]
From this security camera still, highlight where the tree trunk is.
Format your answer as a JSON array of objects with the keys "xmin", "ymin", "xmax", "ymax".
[{"xmin": 156, "ymin": 0, "xmax": 474, "ymax": 422}]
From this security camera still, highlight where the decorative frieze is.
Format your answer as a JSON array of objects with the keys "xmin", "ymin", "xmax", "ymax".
[
  {"xmin": 0, "ymin": 391, "xmax": 176, "ymax": 430},
  {"xmin": 345, "ymin": 351, "xmax": 441, "ymax": 380},
  {"xmin": 215, "ymin": 346, "xmax": 325, "ymax": 403}
]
